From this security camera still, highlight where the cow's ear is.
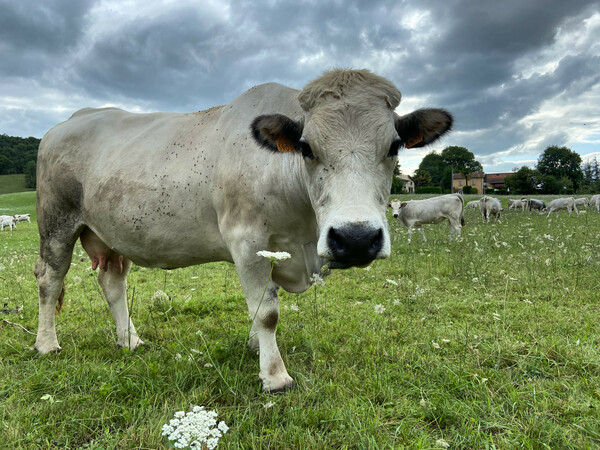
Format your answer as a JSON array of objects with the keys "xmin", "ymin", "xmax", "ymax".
[
  {"xmin": 400, "ymin": 202, "xmax": 407, "ymax": 208},
  {"xmin": 395, "ymin": 109, "xmax": 453, "ymax": 149},
  {"xmin": 250, "ymin": 114, "xmax": 304, "ymax": 153},
  {"xmin": 387, "ymin": 203, "xmax": 391, "ymax": 208}
]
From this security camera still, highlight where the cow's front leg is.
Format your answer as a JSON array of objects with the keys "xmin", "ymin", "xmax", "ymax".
[
  {"xmin": 417, "ymin": 227, "xmax": 427, "ymax": 242},
  {"xmin": 236, "ymin": 264, "xmax": 293, "ymax": 393}
]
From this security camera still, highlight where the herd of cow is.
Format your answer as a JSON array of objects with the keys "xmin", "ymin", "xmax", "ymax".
[
  {"xmin": 389, "ymin": 193, "xmax": 600, "ymax": 243},
  {"xmin": 0, "ymin": 213, "xmax": 30, "ymax": 231}
]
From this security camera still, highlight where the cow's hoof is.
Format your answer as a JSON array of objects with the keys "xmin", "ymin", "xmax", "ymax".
[
  {"xmin": 261, "ymin": 373, "xmax": 294, "ymax": 394},
  {"xmin": 35, "ymin": 343, "xmax": 62, "ymax": 355},
  {"xmin": 117, "ymin": 337, "xmax": 145, "ymax": 351}
]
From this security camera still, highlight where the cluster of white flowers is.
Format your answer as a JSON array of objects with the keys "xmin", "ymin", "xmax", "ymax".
[
  {"xmin": 161, "ymin": 406, "xmax": 229, "ymax": 449},
  {"xmin": 256, "ymin": 250, "xmax": 291, "ymax": 263},
  {"xmin": 374, "ymin": 304, "xmax": 385, "ymax": 314},
  {"xmin": 310, "ymin": 273, "xmax": 325, "ymax": 286}
]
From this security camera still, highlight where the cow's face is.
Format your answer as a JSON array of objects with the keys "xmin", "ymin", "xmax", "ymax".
[
  {"xmin": 251, "ymin": 71, "xmax": 452, "ymax": 269},
  {"xmin": 389, "ymin": 200, "xmax": 405, "ymax": 218}
]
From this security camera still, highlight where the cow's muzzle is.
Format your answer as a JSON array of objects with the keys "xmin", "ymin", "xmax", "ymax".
[{"xmin": 327, "ymin": 224, "xmax": 383, "ymax": 269}]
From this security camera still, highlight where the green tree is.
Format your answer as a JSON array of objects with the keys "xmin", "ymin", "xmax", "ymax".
[
  {"xmin": 541, "ymin": 175, "xmax": 561, "ymax": 194},
  {"xmin": 440, "ymin": 146, "xmax": 483, "ymax": 189},
  {"xmin": 581, "ymin": 157, "xmax": 600, "ymax": 193},
  {"xmin": 504, "ymin": 166, "xmax": 541, "ymax": 194},
  {"xmin": 536, "ymin": 145, "xmax": 583, "ymax": 191},
  {"xmin": 417, "ymin": 152, "xmax": 445, "ymax": 186},
  {"xmin": 412, "ymin": 168, "xmax": 432, "ymax": 189}
]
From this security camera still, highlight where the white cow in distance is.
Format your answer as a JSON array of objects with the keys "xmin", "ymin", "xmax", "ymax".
[
  {"xmin": 545, "ymin": 197, "xmax": 578, "ymax": 217},
  {"xmin": 389, "ymin": 194, "xmax": 464, "ymax": 243},
  {"xmin": 508, "ymin": 198, "xmax": 528, "ymax": 211},
  {"xmin": 479, "ymin": 196, "xmax": 502, "ymax": 222},
  {"xmin": 14, "ymin": 214, "xmax": 31, "ymax": 223},
  {"xmin": 1, "ymin": 215, "xmax": 17, "ymax": 231},
  {"xmin": 33, "ymin": 69, "xmax": 453, "ymax": 392},
  {"xmin": 588, "ymin": 195, "xmax": 600, "ymax": 212},
  {"xmin": 465, "ymin": 200, "xmax": 479, "ymax": 210}
]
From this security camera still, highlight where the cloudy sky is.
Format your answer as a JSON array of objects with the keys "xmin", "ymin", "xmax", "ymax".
[{"xmin": 1, "ymin": 0, "xmax": 599, "ymax": 174}]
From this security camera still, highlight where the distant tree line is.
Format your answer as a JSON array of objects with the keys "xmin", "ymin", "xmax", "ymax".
[
  {"xmin": 0, "ymin": 134, "xmax": 40, "ymax": 188},
  {"xmin": 412, "ymin": 144, "xmax": 597, "ymax": 196},
  {"xmin": 505, "ymin": 145, "xmax": 595, "ymax": 195}
]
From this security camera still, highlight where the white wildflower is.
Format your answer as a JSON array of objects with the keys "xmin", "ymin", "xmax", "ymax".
[
  {"xmin": 545, "ymin": 258, "xmax": 551, "ymax": 266},
  {"xmin": 385, "ymin": 279, "xmax": 398, "ymax": 286},
  {"xmin": 175, "ymin": 353, "xmax": 182, "ymax": 361},
  {"xmin": 263, "ymin": 401, "xmax": 275, "ymax": 409},
  {"xmin": 432, "ymin": 341, "xmax": 441, "ymax": 349},
  {"xmin": 162, "ymin": 405, "xmax": 228, "ymax": 449},
  {"xmin": 363, "ymin": 265, "xmax": 372, "ymax": 271},
  {"xmin": 204, "ymin": 363, "xmax": 213, "ymax": 368},
  {"xmin": 374, "ymin": 304, "xmax": 385, "ymax": 314},
  {"xmin": 72, "ymin": 276, "xmax": 82, "ymax": 285},
  {"xmin": 436, "ymin": 438, "xmax": 451, "ymax": 448},
  {"xmin": 393, "ymin": 299, "xmax": 401, "ymax": 305},
  {"xmin": 441, "ymin": 339, "xmax": 450, "ymax": 343},
  {"xmin": 472, "ymin": 277, "xmax": 479, "ymax": 283},
  {"xmin": 190, "ymin": 348, "xmax": 203, "ymax": 354},
  {"xmin": 256, "ymin": 250, "xmax": 291, "ymax": 263},
  {"xmin": 543, "ymin": 234, "xmax": 554, "ymax": 241},
  {"xmin": 509, "ymin": 277, "xmax": 518, "ymax": 281},
  {"xmin": 289, "ymin": 304, "xmax": 299, "ymax": 312},
  {"xmin": 492, "ymin": 313, "xmax": 501, "ymax": 321},
  {"xmin": 310, "ymin": 273, "xmax": 325, "ymax": 286}
]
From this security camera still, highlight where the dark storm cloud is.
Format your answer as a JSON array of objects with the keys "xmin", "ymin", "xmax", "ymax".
[
  {"xmin": 0, "ymin": 0, "xmax": 598, "ymax": 173},
  {"xmin": 0, "ymin": 0, "xmax": 94, "ymax": 76}
]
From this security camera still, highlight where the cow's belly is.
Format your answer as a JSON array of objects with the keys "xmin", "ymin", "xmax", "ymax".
[{"xmin": 81, "ymin": 186, "xmax": 231, "ymax": 269}]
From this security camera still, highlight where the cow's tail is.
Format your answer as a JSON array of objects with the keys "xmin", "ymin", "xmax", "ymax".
[
  {"xmin": 56, "ymin": 282, "xmax": 65, "ymax": 314},
  {"xmin": 458, "ymin": 194, "xmax": 466, "ymax": 227}
]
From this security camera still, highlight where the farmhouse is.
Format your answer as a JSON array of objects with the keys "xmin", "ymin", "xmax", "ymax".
[
  {"xmin": 452, "ymin": 171, "xmax": 484, "ymax": 194},
  {"xmin": 485, "ymin": 172, "xmax": 512, "ymax": 190},
  {"xmin": 397, "ymin": 174, "xmax": 415, "ymax": 193}
]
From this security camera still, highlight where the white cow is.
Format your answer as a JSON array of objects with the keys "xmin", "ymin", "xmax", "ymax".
[
  {"xmin": 589, "ymin": 194, "xmax": 600, "ymax": 212},
  {"xmin": 546, "ymin": 197, "xmax": 578, "ymax": 217},
  {"xmin": 1, "ymin": 215, "xmax": 17, "ymax": 231},
  {"xmin": 465, "ymin": 200, "xmax": 479, "ymax": 210},
  {"xmin": 479, "ymin": 196, "xmax": 502, "ymax": 222},
  {"xmin": 14, "ymin": 214, "xmax": 31, "ymax": 223},
  {"xmin": 389, "ymin": 194, "xmax": 464, "ymax": 243},
  {"xmin": 508, "ymin": 198, "xmax": 528, "ymax": 211},
  {"xmin": 34, "ymin": 69, "xmax": 453, "ymax": 392}
]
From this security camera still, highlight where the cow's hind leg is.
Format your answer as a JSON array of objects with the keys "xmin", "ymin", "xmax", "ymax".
[
  {"xmin": 81, "ymin": 229, "xmax": 143, "ymax": 349},
  {"xmin": 35, "ymin": 230, "xmax": 80, "ymax": 354}
]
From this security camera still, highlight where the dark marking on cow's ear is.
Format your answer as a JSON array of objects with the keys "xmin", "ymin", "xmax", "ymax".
[
  {"xmin": 250, "ymin": 114, "xmax": 304, "ymax": 153},
  {"xmin": 400, "ymin": 202, "xmax": 408, "ymax": 208},
  {"xmin": 395, "ymin": 108, "xmax": 453, "ymax": 149}
]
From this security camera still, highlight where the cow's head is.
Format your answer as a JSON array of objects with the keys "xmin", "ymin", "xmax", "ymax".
[
  {"xmin": 251, "ymin": 69, "xmax": 452, "ymax": 269},
  {"xmin": 389, "ymin": 199, "xmax": 406, "ymax": 218}
]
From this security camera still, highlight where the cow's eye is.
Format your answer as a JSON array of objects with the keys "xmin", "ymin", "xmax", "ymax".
[
  {"xmin": 387, "ymin": 139, "xmax": 401, "ymax": 158},
  {"xmin": 299, "ymin": 140, "xmax": 315, "ymax": 160}
]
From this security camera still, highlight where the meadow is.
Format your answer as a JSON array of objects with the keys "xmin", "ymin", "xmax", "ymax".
[{"xmin": 1, "ymin": 191, "xmax": 599, "ymax": 449}]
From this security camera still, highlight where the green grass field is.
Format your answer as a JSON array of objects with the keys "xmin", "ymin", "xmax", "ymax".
[
  {"xmin": 1, "ymin": 192, "xmax": 599, "ymax": 449},
  {"xmin": 0, "ymin": 174, "xmax": 34, "ymax": 195}
]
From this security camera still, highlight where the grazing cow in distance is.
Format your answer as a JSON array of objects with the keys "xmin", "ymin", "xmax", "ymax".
[
  {"xmin": 528, "ymin": 199, "xmax": 546, "ymax": 212},
  {"xmin": 465, "ymin": 200, "xmax": 479, "ymax": 210},
  {"xmin": 545, "ymin": 197, "xmax": 578, "ymax": 217},
  {"xmin": 14, "ymin": 214, "xmax": 31, "ymax": 223},
  {"xmin": 479, "ymin": 196, "xmax": 502, "ymax": 222},
  {"xmin": 508, "ymin": 198, "xmax": 528, "ymax": 211},
  {"xmin": 34, "ymin": 69, "xmax": 453, "ymax": 392},
  {"xmin": 1, "ymin": 215, "xmax": 17, "ymax": 231},
  {"xmin": 389, "ymin": 194, "xmax": 464, "ymax": 243},
  {"xmin": 574, "ymin": 197, "xmax": 589, "ymax": 208},
  {"xmin": 589, "ymin": 194, "xmax": 600, "ymax": 212}
]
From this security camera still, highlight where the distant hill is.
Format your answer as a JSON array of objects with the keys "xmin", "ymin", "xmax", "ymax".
[{"xmin": 0, "ymin": 174, "xmax": 35, "ymax": 195}]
